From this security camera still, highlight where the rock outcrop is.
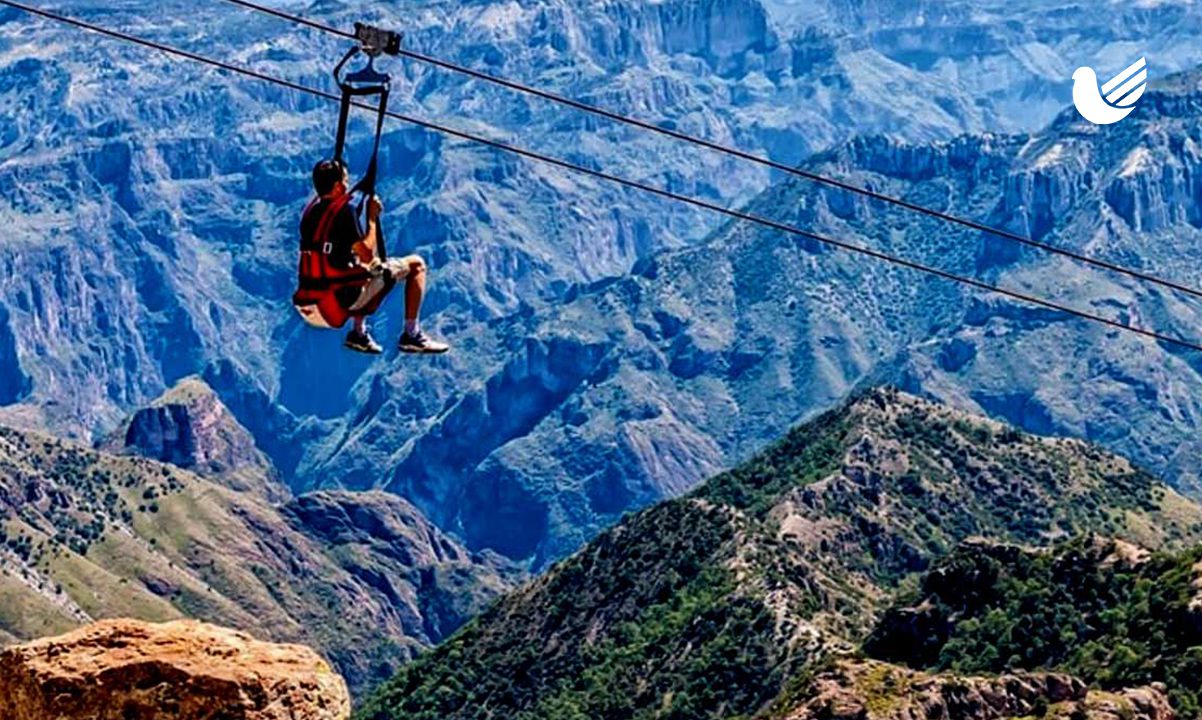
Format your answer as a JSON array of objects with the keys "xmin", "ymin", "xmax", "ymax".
[
  {"xmin": 103, "ymin": 377, "xmax": 288, "ymax": 503},
  {"xmin": 780, "ymin": 660, "xmax": 1174, "ymax": 720},
  {"xmin": 281, "ymin": 490, "xmax": 521, "ymax": 645},
  {"xmin": 0, "ymin": 619, "xmax": 350, "ymax": 720}
]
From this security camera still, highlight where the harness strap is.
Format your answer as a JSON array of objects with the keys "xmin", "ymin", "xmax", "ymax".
[
  {"xmin": 331, "ymin": 46, "xmax": 359, "ymax": 167},
  {"xmin": 296, "ymin": 269, "xmax": 373, "ymax": 290},
  {"xmin": 325, "ymin": 43, "xmax": 394, "ymax": 268},
  {"xmin": 313, "ymin": 193, "xmax": 354, "ymax": 257},
  {"xmin": 333, "ymin": 89, "xmax": 354, "ymax": 169},
  {"xmin": 331, "ymin": 59, "xmax": 390, "ymax": 193},
  {"xmin": 355, "ymin": 86, "xmax": 389, "ymax": 197},
  {"xmin": 357, "ymin": 88, "xmax": 390, "ymax": 261}
]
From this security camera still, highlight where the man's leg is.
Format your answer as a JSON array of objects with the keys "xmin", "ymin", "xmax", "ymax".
[
  {"xmin": 403, "ymin": 256, "xmax": 427, "ymax": 335},
  {"xmin": 392, "ymin": 255, "xmax": 448, "ymax": 354}
]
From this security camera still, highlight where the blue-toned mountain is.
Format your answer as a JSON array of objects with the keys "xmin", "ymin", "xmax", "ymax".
[
  {"xmin": 318, "ymin": 68, "xmax": 1202, "ymax": 566},
  {"xmin": 4, "ymin": 0, "xmax": 1202, "ymax": 567},
  {"xmin": 6, "ymin": 0, "xmax": 1202, "ymax": 438}
]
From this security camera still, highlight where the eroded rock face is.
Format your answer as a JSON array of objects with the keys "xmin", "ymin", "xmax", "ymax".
[
  {"xmin": 782, "ymin": 660, "xmax": 1174, "ymax": 720},
  {"xmin": 0, "ymin": 619, "xmax": 350, "ymax": 720},
  {"xmin": 103, "ymin": 376, "xmax": 289, "ymax": 502}
]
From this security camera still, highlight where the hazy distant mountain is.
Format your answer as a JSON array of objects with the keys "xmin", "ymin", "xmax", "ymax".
[{"xmin": 7, "ymin": 0, "xmax": 1201, "ymax": 436}]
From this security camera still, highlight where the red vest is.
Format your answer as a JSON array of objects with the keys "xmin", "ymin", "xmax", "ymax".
[{"xmin": 292, "ymin": 194, "xmax": 376, "ymax": 329}]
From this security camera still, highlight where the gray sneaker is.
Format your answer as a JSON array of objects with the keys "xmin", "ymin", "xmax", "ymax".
[
  {"xmin": 344, "ymin": 330, "xmax": 383, "ymax": 355},
  {"xmin": 398, "ymin": 331, "xmax": 449, "ymax": 354}
]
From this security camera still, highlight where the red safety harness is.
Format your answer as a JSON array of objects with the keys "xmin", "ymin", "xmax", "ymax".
[{"xmin": 292, "ymin": 194, "xmax": 375, "ymax": 329}]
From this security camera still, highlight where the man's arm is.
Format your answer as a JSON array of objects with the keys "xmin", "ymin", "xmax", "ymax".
[{"xmin": 353, "ymin": 196, "xmax": 384, "ymax": 265}]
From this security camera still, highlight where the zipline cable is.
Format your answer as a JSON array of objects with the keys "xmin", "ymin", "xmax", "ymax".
[
  {"xmin": 3, "ymin": 0, "xmax": 1200, "ymax": 353},
  {"xmin": 219, "ymin": 0, "xmax": 1202, "ymax": 303}
]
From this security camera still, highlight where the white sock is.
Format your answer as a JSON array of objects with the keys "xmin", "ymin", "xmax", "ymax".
[{"xmin": 405, "ymin": 319, "xmax": 420, "ymax": 336}]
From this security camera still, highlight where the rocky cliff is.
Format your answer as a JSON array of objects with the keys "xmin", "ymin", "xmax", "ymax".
[
  {"xmin": 356, "ymin": 389, "xmax": 1202, "ymax": 720},
  {"xmin": 102, "ymin": 376, "xmax": 288, "ymax": 502},
  {"xmin": 0, "ymin": 618, "xmax": 350, "ymax": 720},
  {"xmin": 885, "ymin": 72, "xmax": 1202, "ymax": 500},
  {"xmin": 6, "ymin": 0, "xmax": 1202, "ymax": 498},
  {"xmin": 3, "ymin": 0, "xmax": 1061, "ymax": 439},
  {"xmin": 0, "ymin": 424, "xmax": 518, "ymax": 695}
]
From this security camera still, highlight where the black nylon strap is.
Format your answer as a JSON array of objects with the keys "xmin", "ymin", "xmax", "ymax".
[
  {"xmin": 335, "ymin": 82, "xmax": 386, "ymax": 168},
  {"xmin": 333, "ymin": 89, "xmax": 353, "ymax": 166},
  {"xmin": 353, "ymin": 87, "xmax": 390, "ymax": 261},
  {"xmin": 357, "ymin": 86, "xmax": 389, "ymax": 195},
  {"xmin": 375, "ymin": 217, "xmax": 389, "ymax": 262},
  {"xmin": 331, "ymin": 47, "xmax": 393, "ymax": 262},
  {"xmin": 331, "ymin": 46, "xmax": 360, "ymax": 165}
]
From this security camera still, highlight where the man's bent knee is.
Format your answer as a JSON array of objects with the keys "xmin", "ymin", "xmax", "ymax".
[
  {"xmin": 405, "ymin": 255, "xmax": 427, "ymax": 275},
  {"xmin": 380, "ymin": 256, "xmax": 418, "ymax": 281}
]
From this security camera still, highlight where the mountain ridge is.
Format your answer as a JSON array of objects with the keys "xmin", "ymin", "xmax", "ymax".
[
  {"xmin": 356, "ymin": 388, "xmax": 1202, "ymax": 719},
  {"xmin": 5, "ymin": 0, "xmax": 1202, "ymax": 445},
  {"xmin": 0, "ymin": 416, "xmax": 519, "ymax": 695},
  {"xmin": 99, "ymin": 376, "xmax": 288, "ymax": 503},
  {"xmin": 5, "ymin": 0, "xmax": 1202, "ymax": 602}
]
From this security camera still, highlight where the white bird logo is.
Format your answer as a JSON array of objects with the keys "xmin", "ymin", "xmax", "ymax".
[{"xmin": 1072, "ymin": 56, "xmax": 1148, "ymax": 125}]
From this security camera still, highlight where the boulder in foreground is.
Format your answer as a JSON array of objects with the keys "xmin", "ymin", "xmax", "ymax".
[{"xmin": 0, "ymin": 618, "xmax": 350, "ymax": 720}]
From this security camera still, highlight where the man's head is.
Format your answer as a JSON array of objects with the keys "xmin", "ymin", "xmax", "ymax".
[{"xmin": 312, "ymin": 159, "xmax": 349, "ymax": 197}]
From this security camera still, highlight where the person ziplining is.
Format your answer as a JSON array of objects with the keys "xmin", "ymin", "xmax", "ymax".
[{"xmin": 292, "ymin": 24, "xmax": 448, "ymax": 355}]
